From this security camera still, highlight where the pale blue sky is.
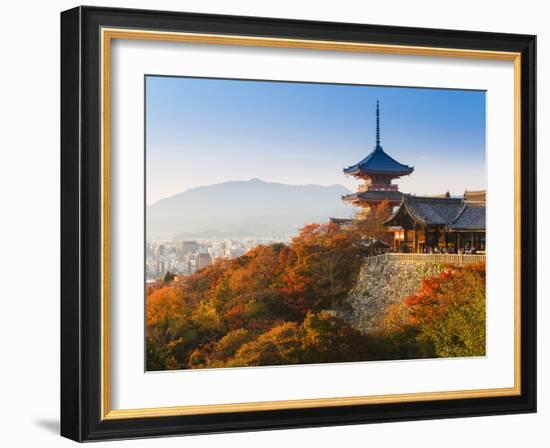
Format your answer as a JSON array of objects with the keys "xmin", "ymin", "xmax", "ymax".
[{"xmin": 146, "ymin": 76, "xmax": 486, "ymax": 204}]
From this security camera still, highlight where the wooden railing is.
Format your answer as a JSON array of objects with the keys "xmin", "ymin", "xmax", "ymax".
[{"xmin": 364, "ymin": 253, "xmax": 486, "ymax": 265}]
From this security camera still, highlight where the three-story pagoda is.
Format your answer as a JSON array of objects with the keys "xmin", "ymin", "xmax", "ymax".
[{"xmin": 343, "ymin": 101, "xmax": 414, "ymax": 217}]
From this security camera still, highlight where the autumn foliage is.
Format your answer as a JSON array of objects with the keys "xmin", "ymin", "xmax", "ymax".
[
  {"xmin": 382, "ymin": 262, "xmax": 486, "ymax": 357},
  {"xmin": 146, "ymin": 223, "xmax": 372, "ymax": 370},
  {"xmin": 146, "ymin": 221, "xmax": 486, "ymax": 370}
]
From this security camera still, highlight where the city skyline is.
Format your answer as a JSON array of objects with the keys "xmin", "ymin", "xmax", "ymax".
[
  {"xmin": 146, "ymin": 236, "xmax": 289, "ymax": 280},
  {"xmin": 146, "ymin": 76, "xmax": 486, "ymax": 205}
]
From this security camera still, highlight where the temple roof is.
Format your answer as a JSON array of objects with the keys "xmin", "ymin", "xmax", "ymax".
[
  {"xmin": 343, "ymin": 101, "xmax": 413, "ymax": 177},
  {"xmin": 387, "ymin": 196, "xmax": 463, "ymax": 226},
  {"xmin": 360, "ymin": 239, "xmax": 391, "ymax": 252},
  {"xmin": 384, "ymin": 193, "xmax": 486, "ymax": 231},
  {"xmin": 447, "ymin": 202, "xmax": 485, "ymax": 230},
  {"xmin": 329, "ymin": 217, "xmax": 354, "ymax": 226},
  {"xmin": 342, "ymin": 190, "xmax": 403, "ymax": 203}
]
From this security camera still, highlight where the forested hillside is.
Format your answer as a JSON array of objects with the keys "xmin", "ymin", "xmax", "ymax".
[{"xmin": 146, "ymin": 218, "xmax": 486, "ymax": 370}]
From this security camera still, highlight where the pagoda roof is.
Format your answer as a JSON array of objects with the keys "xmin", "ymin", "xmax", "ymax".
[
  {"xmin": 344, "ymin": 146, "xmax": 414, "ymax": 177},
  {"xmin": 344, "ymin": 101, "xmax": 413, "ymax": 177},
  {"xmin": 342, "ymin": 189, "xmax": 403, "ymax": 203}
]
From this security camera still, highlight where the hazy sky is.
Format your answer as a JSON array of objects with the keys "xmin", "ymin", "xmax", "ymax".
[{"xmin": 146, "ymin": 76, "xmax": 486, "ymax": 205}]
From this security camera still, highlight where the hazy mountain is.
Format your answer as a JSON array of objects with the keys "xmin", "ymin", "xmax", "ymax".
[{"xmin": 147, "ymin": 178, "xmax": 354, "ymax": 239}]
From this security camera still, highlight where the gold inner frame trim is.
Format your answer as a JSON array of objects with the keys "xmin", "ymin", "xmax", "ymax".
[{"xmin": 100, "ymin": 27, "xmax": 522, "ymax": 420}]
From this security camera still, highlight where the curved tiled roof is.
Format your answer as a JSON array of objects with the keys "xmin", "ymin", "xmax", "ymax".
[
  {"xmin": 402, "ymin": 196, "xmax": 462, "ymax": 226},
  {"xmin": 344, "ymin": 146, "xmax": 414, "ymax": 176},
  {"xmin": 342, "ymin": 189, "xmax": 403, "ymax": 203},
  {"xmin": 384, "ymin": 194, "xmax": 486, "ymax": 231},
  {"xmin": 447, "ymin": 202, "xmax": 486, "ymax": 230}
]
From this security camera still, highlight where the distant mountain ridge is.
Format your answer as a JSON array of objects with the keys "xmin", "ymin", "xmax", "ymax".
[{"xmin": 147, "ymin": 178, "xmax": 354, "ymax": 239}]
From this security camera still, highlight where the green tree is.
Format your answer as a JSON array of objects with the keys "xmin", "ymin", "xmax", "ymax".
[
  {"xmin": 227, "ymin": 322, "xmax": 304, "ymax": 367},
  {"xmin": 300, "ymin": 311, "xmax": 369, "ymax": 363},
  {"xmin": 401, "ymin": 263, "xmax": 486, "ymax": 357},
  {"xmin": 161, "ymin": 270, "xmax": 175, "ymax": 283},
  {"xmin": 420, "ymin": 270, "xmax": 486, "ymax": 357}
]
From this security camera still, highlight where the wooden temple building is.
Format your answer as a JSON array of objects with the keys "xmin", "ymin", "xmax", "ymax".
[
  {"xmin": 342, "ymin": 100, "xmax": 414, "ymax": 218},
  {"xmin": 330, "ymin": 101, "xmax": 486, "ymax": 254},
  {"xmin": 384, "ymin": 190, "xmax": 486, "ymax": 253}
]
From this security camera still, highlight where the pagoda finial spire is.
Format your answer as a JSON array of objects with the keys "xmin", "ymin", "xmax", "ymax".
[{"xmin": 375, "ymin": 100, "xmax": 381, "ymax": 149}]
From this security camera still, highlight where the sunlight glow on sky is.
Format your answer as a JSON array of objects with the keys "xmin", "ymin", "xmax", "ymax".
[{"xmin": 146, "ymin": 76, "xmax": 486, "ymax": 204}]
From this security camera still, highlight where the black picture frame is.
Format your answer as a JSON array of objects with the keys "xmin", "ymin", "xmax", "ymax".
[{"xmin": 61, "ymin": 5, "xmax": 536, "ymax": 442}]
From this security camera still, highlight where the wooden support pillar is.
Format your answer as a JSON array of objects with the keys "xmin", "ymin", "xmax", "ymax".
[
  {"xmin": 457, "ymin": 233, "xmax": 461, "ymax": 251},
  {"xmin": 413, "ymin": 225, "xmax": 418, "ymax": 253},
  {"xmin": 424, "ymin": 227, "xmax": 429, "ymax": 251}
]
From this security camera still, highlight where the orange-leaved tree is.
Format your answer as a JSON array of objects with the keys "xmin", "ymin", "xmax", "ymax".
[
  {"xmin": 387, "ymin": 262, "xmax": 486, "ymax": 358},
  {"xmin": 289, "ymin": 222, "xmax": 364, "ymax": 310}
]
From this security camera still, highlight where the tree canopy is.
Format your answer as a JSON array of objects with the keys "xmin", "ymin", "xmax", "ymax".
[{"xmin": 146, "ymin": 221, "xmax": 486, "ymax": 370}]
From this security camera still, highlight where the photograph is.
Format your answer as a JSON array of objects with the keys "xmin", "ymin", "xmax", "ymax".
[
  {"xmin": 56, "ymin": 4, "xmax": 537, "ymax": 442},
  {"xmin": 144, "ymin": 77, "xmax": 487, "ymax": 371}
]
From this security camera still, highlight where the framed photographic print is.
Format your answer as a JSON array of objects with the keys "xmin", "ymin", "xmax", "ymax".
[{"xmin": 60, "ymin": 6, "xmax": 536, "ymax": 442}]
